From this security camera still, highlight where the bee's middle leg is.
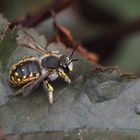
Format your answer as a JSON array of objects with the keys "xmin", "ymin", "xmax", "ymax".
[{"xmin": 43, "ymin": 80, "xmax": 54, "ymax": 104}]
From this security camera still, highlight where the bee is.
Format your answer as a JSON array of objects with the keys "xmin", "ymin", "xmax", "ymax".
[{"xmin": 9, "ymin": 31, "xmax": 78, "ymax": 104}]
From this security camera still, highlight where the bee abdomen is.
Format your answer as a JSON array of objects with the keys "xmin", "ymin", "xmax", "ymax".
[{"xmin": 9, "ymin": 57, "xmax": 41, "ymax": 87}]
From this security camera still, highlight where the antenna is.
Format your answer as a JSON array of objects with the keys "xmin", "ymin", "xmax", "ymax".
[
  {"xmin": 69, "ymin": 42, "xmax": 79, "ymax": 60},
  {"xmin": 68, "ymin": 59, "xmax": 79, "ymax": 65}
]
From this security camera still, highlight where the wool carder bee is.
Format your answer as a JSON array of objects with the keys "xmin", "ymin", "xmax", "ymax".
[{"xmin": 9, "ymin": 31, "xmax": 78, "ymax": 104}]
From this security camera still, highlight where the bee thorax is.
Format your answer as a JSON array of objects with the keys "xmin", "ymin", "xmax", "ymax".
[{"xmin": 40, "ymin": 55, "xmax": 60, "ymax": 69}]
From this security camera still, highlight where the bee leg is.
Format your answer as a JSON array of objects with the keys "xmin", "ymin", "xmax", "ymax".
[
  {"xmin": 43, "ymin": 80, "xmax": 54, "ymax": 104},
  {"xmin": 57, "ymin": 69, "xmax": 71, "ymax": 83}
]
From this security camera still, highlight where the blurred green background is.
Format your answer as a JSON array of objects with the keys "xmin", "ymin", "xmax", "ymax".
[{"xmin": 1, "ymin": 0, "xmax": 140, "ymax": 75}]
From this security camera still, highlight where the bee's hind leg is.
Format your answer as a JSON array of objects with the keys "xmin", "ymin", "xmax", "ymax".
[{"xmin": 43, "ymin": 80, "xmax": 54, "ymax": 104}]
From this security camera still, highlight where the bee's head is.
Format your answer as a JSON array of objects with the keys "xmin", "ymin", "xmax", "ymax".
[
  {"xmin": 59, "ymin": 44, "xmax": 79, "ymax": 73},
  {"xmin": 59, "ymin": 55, "xmax": 73, "ymax": 73}
]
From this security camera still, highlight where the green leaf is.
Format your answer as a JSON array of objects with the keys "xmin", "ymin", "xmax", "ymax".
[
  {"xmin": 0, "ymin": 14, "xmax": 8, "ymax": 40},
  {"xmin": 0, "ymin": 27, "xmax": 47, "ymax": 105},
  {"xmin": 0, "ymin": 16, "xmax": 140, "ymax": 140}
]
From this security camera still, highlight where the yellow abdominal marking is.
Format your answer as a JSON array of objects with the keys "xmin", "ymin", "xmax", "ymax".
[
  {"xmin": 13, "ymin": 66, "xmax": 16, "ymax": 70},
  {"xmin": 22, "ymin": 69, "xmax": 24, "ymax": 72},
  {"xmin": 23, "ymin": 75, "xmax": 27, "ymax": 79},
  {"xmin": 17, "ymin": 78, "xmax": 21, "ymax": 82},
  {"xmin": 11, "ymin": 76, "xmax": 14, "ymax": 81},
  {"xmin": 29, "ymin": 73, "xmax": 33, "ymax": 77},
  {"xmin": 15, "ymin": 72, "xmax": 18, "ymax": 76},
  {"xmin": 11, "ymin": 76, "xmax": 15, "ymax": 82}
]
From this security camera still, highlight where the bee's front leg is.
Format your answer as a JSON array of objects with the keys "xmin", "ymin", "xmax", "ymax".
[
  {"xmin": 43, "ymin": 80, "xmax": 54, "ymax": 104},
  {"xmin": 57, "ymin": 69, "xmax": 71, "ymax": 83}
]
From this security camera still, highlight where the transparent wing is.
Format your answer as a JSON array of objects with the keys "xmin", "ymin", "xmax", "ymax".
[
  {"xmin": 13, "ymin": 70, "xmax": 53, "ymax": 97},
  {"xmin": 17, "ymin": 30, "xmax": 51, "ymax": 55}
]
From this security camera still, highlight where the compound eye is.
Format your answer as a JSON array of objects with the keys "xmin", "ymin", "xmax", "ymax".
[
  {"xmin": 60, "ymin": 63, "xmax": 66, "ymax": 68},
  {"xmin": 63, "ymin": 65, "xmax": 67, "ymax": 68},
  {"xmin": 65, "ymin": 57, "xmax": 69, "ymax": 62},
  {"xmin": 60, "ymin": 63, "xmax": 63, "ymax": 66}
]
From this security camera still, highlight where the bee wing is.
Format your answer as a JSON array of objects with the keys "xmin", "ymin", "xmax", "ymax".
[
  {"xmin": 17, "ymin": 30, "xmax": 51, "ymax": 55},
  {"xmin": 13, "ymin": 70, "xmax": 53, "ymax": 97}
]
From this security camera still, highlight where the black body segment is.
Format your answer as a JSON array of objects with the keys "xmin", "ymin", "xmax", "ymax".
[
  {"xmin": 10, "ymin": 57, "xmax": 41, "ymax": 87},
  {"xmin": 27, "ymin": 61, "xmax": 40, "ymax": 74},
  {"xmin": 20, "ymin": 63, "xmax": 29, "ymax": 76},
  {"xmin": 41, "ymin": 55, "xmax": 60, "ymax": 69}
]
